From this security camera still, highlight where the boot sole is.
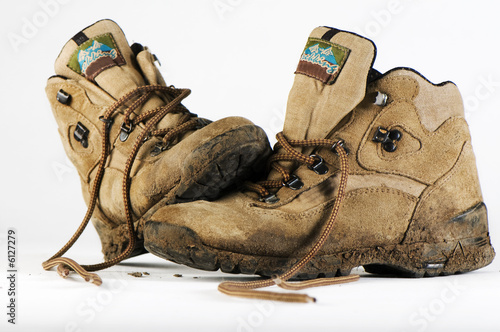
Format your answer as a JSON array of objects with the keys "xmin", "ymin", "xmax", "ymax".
[
  {"xmin": 96, "ymin": 124, "xmax": 270, "ymax": 261},
  {"xmin": 173, "ymin": 125, "xmax": 269, "ymax": 202},
  {"xmin": 144, "ymin": 203, "xmax": 495, "ymax": 279}
]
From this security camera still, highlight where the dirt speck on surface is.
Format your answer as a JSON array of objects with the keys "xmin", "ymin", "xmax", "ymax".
[
  {"xmin": 173, "ymin": 274, "xmax": 183, "ymax": 278},
  {"xmin": 143, "ymin": 272, "xmax": 150, "ymax": 276},
  {"xmin": 128, "ymin": 272, "xmax": 143, "ymax": 277}
]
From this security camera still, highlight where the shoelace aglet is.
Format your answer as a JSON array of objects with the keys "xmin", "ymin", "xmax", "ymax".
[
  {"xmin": 84, "ymin": 274, "xmax": 103, "ymax": 286},
  {"xmin": 56, "ymin": 264, "xmax": 70, "ymax": 278}
]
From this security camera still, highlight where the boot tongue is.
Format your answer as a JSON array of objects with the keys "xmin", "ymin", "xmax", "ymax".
[
  {"xmin": 54, "ymin": 19, "xmax": 147, "ymax": 100},
  {"xmin": 283, "ymin": 27, "xmax": 376, "ymax": 141}
]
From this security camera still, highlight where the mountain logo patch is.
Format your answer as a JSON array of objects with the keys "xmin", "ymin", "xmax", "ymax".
[
  {"xmin": 67, "ymin": 33, "xmax": 125, "ymax": 80},
  {"xmin": 295, "ymin": 37, "xmax": 350, "ymax": 84}
]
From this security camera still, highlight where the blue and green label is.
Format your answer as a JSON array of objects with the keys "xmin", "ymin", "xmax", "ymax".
[
  {"xmin": 67, "ymin": 33, "xmax": 125, "ymax": 80},
  {"xmin": 296, "ymin": 37, "xmax": 350, "ymax": 84}
]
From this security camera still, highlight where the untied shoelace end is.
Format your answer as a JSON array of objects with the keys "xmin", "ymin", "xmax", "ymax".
[{"xmin": 42, "ymin": 257, "xmax": 102, "ymax": 286}]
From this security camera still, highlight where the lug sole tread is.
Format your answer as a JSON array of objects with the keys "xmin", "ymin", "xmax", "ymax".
[{"xmin": 144, "ymin": 222, "xmax": 495, "ymax": 280}]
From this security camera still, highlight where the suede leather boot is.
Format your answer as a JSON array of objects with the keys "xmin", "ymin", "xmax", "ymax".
[
  {"xmin": 142, "ymin": 27, "xmax": 495, "ymax": 299},
  {"xmin": 43, "ymin": 20, "xmax": 270, "ymax": 279}
]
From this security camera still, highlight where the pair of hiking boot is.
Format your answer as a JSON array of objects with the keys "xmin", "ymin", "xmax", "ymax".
[{"xmin": 44, "ymin": 20, "xmax": 495, "ymax": 302}]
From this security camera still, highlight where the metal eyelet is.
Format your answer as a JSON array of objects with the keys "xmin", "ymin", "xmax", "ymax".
[
  {"xmin": 374, "ymin": 91, "xmax": 388, "ymax": 106},
  {"xmin": 57, "ymin": 89, "xmax": 71, "ymax": 104},
  {"xmin": 153, "ymin": 54, "xmax": 161, "ymax": 67},
  {"xmin": 260, "ymin": 194, "xmax": 280, "ymax": 204},
  {"xmin": 331, "ymin": 139, "xmax": 349, "ymax": 155},
  {"xmin": 73, "ymin": 122, "xmax": 89, "ymax": 148},
  {"xmin": 99, "ymin": 116, "xmax": 114, "ymax": 129},
  {"xmin": 308, "ymin": 154, "xmax": 329, "ymax": 175},
  {"xmin": 120, "ymin": 122, "xmax": 134, "ymax": 142},
  {"xmin": 372, "ymin": 126, "xmax": 402, "ymax": 152},
  {"xmin": 150, "ymin": 141, "xmax": 171, "ymax": 156},
  {"xmin": 283, "ymin": 174, "xmax": 304, "ymax": 190}
]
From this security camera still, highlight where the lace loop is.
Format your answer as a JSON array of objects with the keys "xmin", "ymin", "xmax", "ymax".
[{"xmin": 247, "ymin": 132, "xmax": 343, "ymax": 200}]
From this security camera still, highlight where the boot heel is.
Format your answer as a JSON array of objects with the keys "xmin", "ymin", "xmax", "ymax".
[
  {"xmin": 364, "ymin": 235, "xmax": 495, "ymax": 277},
  {"xmin": 417, "ymin": 235, "xmax": 495, "ymax": 276},
  {"xmin": 93, "ymin": 216, "xmax": 147, "ymax": 262},
  {"xmin": 364, "ymin": 203, "xmax": 495, "ymax": 277}
]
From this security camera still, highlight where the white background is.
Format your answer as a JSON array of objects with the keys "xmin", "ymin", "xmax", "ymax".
[{"xmin": 1, "ymin": 0, "xmax": 499, "ymax": 331}]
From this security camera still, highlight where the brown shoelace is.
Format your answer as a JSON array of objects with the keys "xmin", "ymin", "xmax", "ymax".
[
  {"xmin": 42, "ymin": 84, "xmax": 196, "ymax": 284},
  {"xmin": 218, "ymin": 132, "xmax": 358, "ymax": 303}
]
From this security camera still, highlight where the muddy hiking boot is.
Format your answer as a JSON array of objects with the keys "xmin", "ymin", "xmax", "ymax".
[
  {"xmin": 143, "ymin": 26, "xmax": 495, "ymax": 302},
  {"xmin": 42, "ymin": 19, "xmax": 270, "ymax": 283}
]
